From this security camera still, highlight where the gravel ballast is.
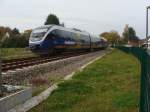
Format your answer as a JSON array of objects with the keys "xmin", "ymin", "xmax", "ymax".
[{"xmin": 2, "ymin": 50, "xmax": 109, "ymax": 85}]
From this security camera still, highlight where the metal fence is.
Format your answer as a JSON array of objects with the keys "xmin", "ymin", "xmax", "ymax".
[{"xmin": 117, "ymin": 46, "xmax": 150, "ymax": 112}]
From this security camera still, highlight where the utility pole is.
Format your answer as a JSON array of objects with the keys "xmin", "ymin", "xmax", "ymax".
[
  {"xmin": 146, "ymin": 6, "xmax": 150, "ymax": 48},
  {"xmin": 0, "ymin": 38, "xmax": 2, "ymax": 95}
]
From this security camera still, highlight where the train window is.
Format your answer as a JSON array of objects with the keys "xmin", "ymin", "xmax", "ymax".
[
  {"xmin": 51, "ymin": 30, "xmax": 67, "ymax": 38},
  {"xmin": 46, "ymin": 30, "xmax": 56, "ymax": 39},
  {"xmin": 50, "ymin": 29, "xmax": 62, "ymax": 38},
  {"xmin": 80, "ymin": 34, "xmax": 90, "ymax": 43},
  {"xmin": 60, "ymin": 30, "xmax": 72, "ymax": 39},
  {"xmin": 50, "ymin": 30, "xmax": 57, "ymax": 36},
  {"xmin": 61, "ymin": 30, "xmax": 68, "ymax": 38},
  {"xmin": 80, "ymin": 34, "xmax": 85, "ymax": 43},
  {"xmin": 66, "ymin": 32, "xmax": 72, "ymax": 38},
  {"xmin": 55, "ymin": 30, "xmax": 61, "ymax": 37},
  {"xmin": 46, "ymin": 29, "xmax": 61, "ymax": 39},
  {"xmin": 85, "ymin": 35, "xmax": 89, "ymax": 42},
  {"xmin": 71, "ymin": 32, "xmax": 76, "ymax": 40}
]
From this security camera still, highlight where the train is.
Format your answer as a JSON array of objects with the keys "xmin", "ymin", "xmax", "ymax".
[{"xmin": 29, "ymin": 25, "xmax": 108, "ymax": 54}]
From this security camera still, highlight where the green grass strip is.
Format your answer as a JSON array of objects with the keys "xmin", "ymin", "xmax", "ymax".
[
  {"xmin": 1, "ymin": 48, "xmax": 37, "ymax": 59},
  {"xmin": 29, "ymin": 49, "xmax": 140, "ymax": 112}
]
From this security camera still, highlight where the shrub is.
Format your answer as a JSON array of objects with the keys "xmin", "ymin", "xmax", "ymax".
[{"xmin": 29, "ymin": 76, "xmax": 48, "ymax": 86}]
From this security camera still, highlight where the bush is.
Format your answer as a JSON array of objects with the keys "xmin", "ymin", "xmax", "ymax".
[
  {"xmin": 29, "ymin": 76, "xmax": 48, "ymax": 86},
  {"xmin": 2, "ymin": 34, "xmax": 29, "ymax": 48}
]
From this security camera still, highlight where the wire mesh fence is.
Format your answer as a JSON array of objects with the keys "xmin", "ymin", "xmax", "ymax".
[{"xmin": 116, "ymin": 46, "xmax": 149, "ymax": 112}]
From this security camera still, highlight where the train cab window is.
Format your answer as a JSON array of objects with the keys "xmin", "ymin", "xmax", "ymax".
[
  {"xmin": 46, "ymin": 30, "xmax": 57, "ymax": 39},
  {"xmin": 51, "ymin": 30, "xmax": 57, "ymax": 36},
  {"xmin": 48, "ymin": 29, "xmax": 64, "ymax": 38}
]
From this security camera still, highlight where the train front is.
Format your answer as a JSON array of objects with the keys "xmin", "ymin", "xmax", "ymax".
[{"xmin": 29, "ymin": 26, "xmax": 50, "ymax": 54}]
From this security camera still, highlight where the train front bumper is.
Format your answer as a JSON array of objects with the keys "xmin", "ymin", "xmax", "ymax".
[
  {"xmin": 29, "ymin": 44, "xmax": 40, "ymax": 50},
  {"xmin": 29, "ymin": 42, "xmax": 51, "ymax": 54}
]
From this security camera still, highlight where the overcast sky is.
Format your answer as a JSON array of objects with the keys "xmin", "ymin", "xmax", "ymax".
[{"xmin": 0, "ymin": 0, "xmax": 150, "ymax": 38}]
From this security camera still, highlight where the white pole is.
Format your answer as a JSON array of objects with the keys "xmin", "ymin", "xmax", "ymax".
[
  {"xmin": 146, "ymin": 6, "xmax": 150, "ymax": 49},
  {"xmin": 0, "ymin": 38, "xmax": 2, "ymax": 95}
]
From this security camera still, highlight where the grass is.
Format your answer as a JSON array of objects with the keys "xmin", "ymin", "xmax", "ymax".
[
  {"xmin": 1, "ymin": 48, "xmax": 37, "ymax": 59},
  {"xmin": 32, "ymin": 85, "xmax": 49, "ymax": 97},
  {"xmin": 28, "ymin": 49, "xmax": 140, "ymax": 112}
]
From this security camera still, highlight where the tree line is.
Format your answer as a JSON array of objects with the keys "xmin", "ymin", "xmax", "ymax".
[
  {"xmin": 0, "ymin": 27, "xmax": 31, "ymax": 48},
  {"xmin": 100, "ymin": 24, "xmax": 140, "ymax": 46}
]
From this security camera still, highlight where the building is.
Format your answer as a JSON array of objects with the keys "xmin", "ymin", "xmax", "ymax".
[{"xmin": 127, "ymin": 36, "xmax": 140, "ymax": 47}]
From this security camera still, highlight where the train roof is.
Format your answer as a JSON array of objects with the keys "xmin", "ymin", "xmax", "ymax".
[
  {"xmin": 35, "ymin": 25, "xmax": 90, "ymax": 36},
  {"xmin": 35, "ymin": 25, "xmax": 53, "ymax": 29},
  {"xmin": 34, "ymin": 25, "xmax": 100, "ymax": 38}
]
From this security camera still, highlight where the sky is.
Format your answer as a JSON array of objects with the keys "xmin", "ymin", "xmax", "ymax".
[{"xmin": 0, "ymin": 0, "xmax": 150, "ymax": 38}]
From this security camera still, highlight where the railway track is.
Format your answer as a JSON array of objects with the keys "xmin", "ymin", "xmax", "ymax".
[{"xmin": 2, "ymin": 51, "xmax": 90, "ymax": 72}]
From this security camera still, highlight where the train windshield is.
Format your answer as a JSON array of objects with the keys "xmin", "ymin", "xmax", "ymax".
[{"xmin": 30, "ymin": 28, "xmax": 49, "ymax": 42}]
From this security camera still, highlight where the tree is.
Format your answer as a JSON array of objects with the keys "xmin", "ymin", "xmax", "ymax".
[
  {"xmin": 122, "ymin": 24, "xmax": 129, "ymax": 43},
  {"xmin": 0, "ymin": 27, "xmax": 30, "ymax": 48},
  {"xmin": 2, "ymin": 34, "xmax": 29, "ymax": 48},
  {"xmin": 44, "ymin": 14, "xmax": 60, "ymax": 25},
  {"xmin": 100, "ymin": 31, "xmax": 120, "ymax": 45},
  {"xmin": 122, "ymin": 25, "xmax": 138, "ymax": 43},
  {"xmin": 128, "ymin": 27, "xmax": 136, "ymax": 40},
  {"xmin": 0, "ymin": 26, "xmax": 11, "ymax": 41},
  {"xmin": 12, "ymin": 28, "xmax": 20, "ymax": 35},
  {"xmin": 100, "ymin": 32, "xmax": 109, "ymax": 38},
  {"xmin": 24, "ymin": 29, "xmax": 32, "ymax": 42}
]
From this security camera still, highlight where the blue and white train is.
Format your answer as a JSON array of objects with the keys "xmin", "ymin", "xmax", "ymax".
[{"xmin": 29, "ymin": 25, "xmax": 108, "ymax": 54}]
